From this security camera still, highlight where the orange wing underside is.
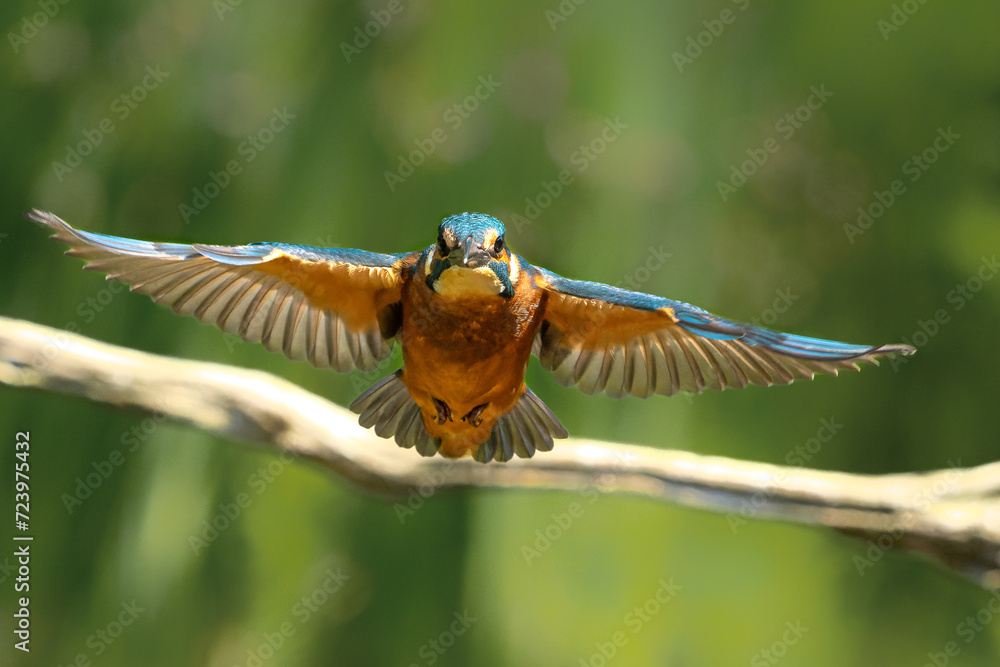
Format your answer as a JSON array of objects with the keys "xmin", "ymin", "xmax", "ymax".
[
  {"xmin": 253, "ymin": 252, "xmax": 402, "ymax": 332},
  {"xmin": 541, "ymin": 291, "xmax": 679, "ymax": 350}
]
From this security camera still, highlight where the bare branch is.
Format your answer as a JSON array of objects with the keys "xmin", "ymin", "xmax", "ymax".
[{"xmin": 2, "ymin": 315, "xmax": 998, "ymax": 587}]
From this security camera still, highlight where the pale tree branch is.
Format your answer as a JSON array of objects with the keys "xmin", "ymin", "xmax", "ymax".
[{"xmin": 2, "ymin": 315, "xmax": 998, "ymax": 587}]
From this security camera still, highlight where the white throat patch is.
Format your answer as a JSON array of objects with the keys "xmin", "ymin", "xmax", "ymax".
[{"xmin": 434, "ymin": 265, "xmax": 504, "ymax": 297}]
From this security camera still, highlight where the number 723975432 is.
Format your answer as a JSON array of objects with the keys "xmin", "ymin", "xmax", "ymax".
[{"xmin": 15, "ymin": 432, "xmax": 30, "ymax": 529}]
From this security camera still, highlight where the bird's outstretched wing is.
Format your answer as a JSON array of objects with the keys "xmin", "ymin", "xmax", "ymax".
[
  {"xmin": 29, "ymin": 210, "xmax": 415, "ymax": 372},
  {"xmin": 531, "ymin": 266, "xmax": 914, "ymax": 398}
]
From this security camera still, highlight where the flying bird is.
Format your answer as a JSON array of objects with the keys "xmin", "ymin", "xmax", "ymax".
[{"xmin": 29, "ymin": 210, "xmax": 914, "ymax": 463}]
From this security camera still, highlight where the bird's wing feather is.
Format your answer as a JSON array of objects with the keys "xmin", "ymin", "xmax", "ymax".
[
  {"xmin": 531, "ymin": 266, "xmax": 914, "ymax": 398},
  {"xmin": 30, "ymin": 210, "xmax": 414, "ymax": 372}
]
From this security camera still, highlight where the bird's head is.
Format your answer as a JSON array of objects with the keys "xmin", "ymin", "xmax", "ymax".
[
  {"xmin": 436, "ymin": 212, "xmax": 507, "ymax": 269},
  {"xmin": 425, "ymin": 213, "xmax": 516, "ymax": 298}
]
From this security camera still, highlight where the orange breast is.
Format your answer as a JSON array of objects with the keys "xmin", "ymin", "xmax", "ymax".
[{"xmin": 398, "ymin": 263, "xmax": 545, "ymax": 457}]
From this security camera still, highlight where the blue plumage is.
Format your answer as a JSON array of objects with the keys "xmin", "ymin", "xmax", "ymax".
[
  {"xmin": 59, "ymin": 224, "xmax": 198, "ymax": 259},
  {"xmin": 248, "ymin": 243, "xmax": 401, "ymax": 268},
  {"xmin": 33, "ymin": 211, "xmax": 401, "ymax": 268},
  {"xmin": 532, "ymin": 267, "xmax": 671, "ymax": 311},
  {"xmin": 669, "ymin": 304, "xmax": 884, "ymax": 361},
  {"xmin": 439, "ymin": 212, "xmax": 505, "ymax": 246}
]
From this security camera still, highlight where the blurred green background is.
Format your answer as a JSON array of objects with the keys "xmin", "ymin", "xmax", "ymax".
[{"xmin": 2, "ymin": 0, "xmax": 1000, "ymax": 665}]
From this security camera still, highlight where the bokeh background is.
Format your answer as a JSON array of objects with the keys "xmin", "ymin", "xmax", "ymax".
[{"xmin": 2, "ymin": 0, "xmax": 1000, "ymax": 665}]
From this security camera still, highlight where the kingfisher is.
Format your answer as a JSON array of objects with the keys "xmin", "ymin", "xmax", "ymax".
[{"xmin": 29, "ymin": 210, "xmax": 914, "ymax": 463}]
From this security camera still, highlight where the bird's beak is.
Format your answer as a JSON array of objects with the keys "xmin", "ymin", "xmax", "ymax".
[{"xmin": 456, "ymin": 237, "xmax": 490, "ymax": 269}]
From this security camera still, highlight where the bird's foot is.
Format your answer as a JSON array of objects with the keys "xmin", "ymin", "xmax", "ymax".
[
  {"xmin": 432, "ymin": 397, "xmax": 452, "ymax": 425},
  {"xmin": 462, "ymin": 403, "xmax": 489, "ymax": 428}
]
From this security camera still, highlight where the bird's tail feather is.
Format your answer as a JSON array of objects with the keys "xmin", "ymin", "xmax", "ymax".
[
  {"xmin": 474, "ymin": 386, "xmax": 568, "ymax": 463},
  {"xmin": 350, "ymin": 371, "xmax": 441, "ymax": 457}
]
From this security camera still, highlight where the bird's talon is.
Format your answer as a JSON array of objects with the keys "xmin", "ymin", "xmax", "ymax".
[
  {"xmin": 463, "ymin": 403, "xmax": 489, "ymax": 428},
  {"xmin": 432, "ymin": 397, "xmax": 452, "ymax": 424}
]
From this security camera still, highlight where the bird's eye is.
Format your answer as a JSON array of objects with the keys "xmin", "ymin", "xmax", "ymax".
[
  {"xmin": 493, "ymin": 236, "xmax": 505, "ymax": 255},
  {"xmin": 437, "ymin": 233, "xmax": 449, "ymax": 256}
]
